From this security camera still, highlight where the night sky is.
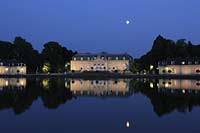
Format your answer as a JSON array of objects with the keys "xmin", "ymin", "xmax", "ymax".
[{"xmin": 0, "ymin": 0, "xmax": 199, "ymax": 57}]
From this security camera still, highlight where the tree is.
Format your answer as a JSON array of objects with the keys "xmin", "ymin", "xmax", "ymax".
[
  {"xmin": 131, "ymin": 35, "xmax": 200, "ymax": 74},
  {"xmin": 10, "ymin": 37, "xmax": 42, "ymax": 73},
  {"xmin": 41, "ymin": 42, "xmax": 76, "ymax": 73}
]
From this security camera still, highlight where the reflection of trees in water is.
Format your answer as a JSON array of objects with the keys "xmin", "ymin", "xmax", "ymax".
[
  {"xmin": 0, "ymin": 78, "xmax": 73, "ymax": 115},
  {"xmin": 0, "ymin": 79, "xmax": 40, "ymax": 115},
  {"xmin": 133, "ymin": 79, "xmax": 200, "ymax": 117},
  {"xmin": 1, "ymin": 78, "xmax": 200, "ymax": 117},
  {"xmin": 40, "ymin": 78, "xmax": 73, "ymax": 109}
]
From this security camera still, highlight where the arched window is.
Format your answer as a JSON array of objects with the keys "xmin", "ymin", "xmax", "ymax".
[
  {"xmin": 168, "ymin": 70, "xmax": 172, "ymax": 73},
  {"xmin": 196, "ymin": 69, "xmax": 200, "ymax": 73}
]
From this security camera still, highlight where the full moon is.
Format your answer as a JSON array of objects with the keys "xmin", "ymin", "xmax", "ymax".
[{"xmin": 126, "ymin": 20, "xmax": 130, "ymax": 25}]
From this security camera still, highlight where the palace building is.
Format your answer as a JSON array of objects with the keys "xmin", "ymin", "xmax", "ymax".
[
  {"xmin": 70, "ymin": 52, "xmax": 133, "ymax": 72},
  {"xmin": 158, "ymin": 58, "xmax": 200, "ymax": 75},
  {"xmin": 0, "ymin": 60, "xmax": 27, "ymax": 75}
]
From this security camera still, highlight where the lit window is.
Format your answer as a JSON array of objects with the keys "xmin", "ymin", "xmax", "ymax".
[
  {"xmin": 74, "ymin": 58, "xmax": 76, "ymax": 61},
  {"xmin": 101, "ymin": 57, "xmax": 104, "ymax": 60},
  {"xmin": 94, "ymin": 57, "xmax": 97, "ymax": 60},
  {"xmin": 116, "ymin": 57, "xmax": 119, "ymax": 60},
  {"xmin": 182, "ymin": 61, "xmax": 185, "ymax": 65},
  {"xmin": 81, "ymin": 57, "xmax": 83, "ymax": 61},
  {"xmin": 123, "ymin": 57, "xmax": 126, "ymax": 60},
  {"xmin": 88, "ymin": 57, "xmax": 90, "ymax": 60}
]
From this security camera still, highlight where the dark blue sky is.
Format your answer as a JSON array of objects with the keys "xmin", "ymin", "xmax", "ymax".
[{"xmin": 0, "ymin": 0, "xmax": 199, "ymax": 57}]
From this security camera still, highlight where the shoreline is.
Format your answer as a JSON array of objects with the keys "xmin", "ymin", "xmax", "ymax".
[{"xmin": 0, "ymin": 73, "xmax": 200, "ymax": 79}]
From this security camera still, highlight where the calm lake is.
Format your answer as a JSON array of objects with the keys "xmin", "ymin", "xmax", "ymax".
[{"xmin": 0, "ymin": 78, "xmax": 200, "ymax": 133}]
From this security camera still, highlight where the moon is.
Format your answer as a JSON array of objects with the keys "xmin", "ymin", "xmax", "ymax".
[{"xmin": 126, "ymin": 20, "xmax": 130, "ymax": 25}]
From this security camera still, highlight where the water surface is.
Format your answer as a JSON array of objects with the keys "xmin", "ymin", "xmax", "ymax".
[{"xmin": 0, "ymin": 78, "xmax": 200, "ymax": 133}]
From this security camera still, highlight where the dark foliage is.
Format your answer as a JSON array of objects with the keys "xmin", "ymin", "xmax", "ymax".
[
  {"xmin": 0, "ymin": 37, "xmax": 76, "ymax": 73},
  {"xmin": 131, "ymin": 35, "xmax": 200, "ymax": 73}
]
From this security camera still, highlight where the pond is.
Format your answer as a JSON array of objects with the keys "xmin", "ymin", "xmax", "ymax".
[{"xmin": 0, "ymin": 78, "xmax": 200, "ymax": 133}]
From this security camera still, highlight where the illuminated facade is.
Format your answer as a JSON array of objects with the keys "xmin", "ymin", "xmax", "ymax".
[
  {"xmin": 0, "ymin": 60, "xmax": 26, "ymax": 75},
  {"xmin": 158, "ymin": 58, "xmax": 200, "ymax": 75},
  {"xmin": 70, "ymin": 52, "xmax": 133, "ymax": 72}
]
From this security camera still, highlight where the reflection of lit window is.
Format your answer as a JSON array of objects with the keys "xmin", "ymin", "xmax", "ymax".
[{"xmin": 150, "ymin": 83, "xmax": 154, "ymax": 88}]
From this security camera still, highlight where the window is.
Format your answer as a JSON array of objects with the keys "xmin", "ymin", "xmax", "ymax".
[
  {"xmin": 188, "ymin": 61, "xmax": 192, "ymax": 65},
  {"xmin": 88, "ymin": 57, "xmax": 90, "ymax": 60},
  {"xmin": 123, "ymin": 57, "xmax": 126, "ymax": 60},
  {"xmin": 171, "ymin": 61, "xmax": 175, "ymax": 65},
  {"xmin": 101, "ymin": 57, "xmax": 104, "ymax": 60},
  {"xmin": 182, "ymin": 61, "xmax": 185, "ymax": 65},
  {"xmin": 196, "ymin": 69, "xmax": 200, "ymax": 73},
  {"xmin": 81, "ymin": 57, "xmax": 83, "ymax": 61},
  {"xmin": 94, "ymin": 57, "xmax": 97, "ymax": 60},
  {"xmin": 74, "ymin": 58, "xmax": 76, "ymax": 61},
  {"xmin": 195, "ymin": 61, "xmax": 199, "ymax": 65},
  {"xmin": 168, "ymin": 70, "xmax": 172, "ymax": 73},
  {"xmin": 116, "ymin": 57, "xmax": 118, "ymax": 60}
]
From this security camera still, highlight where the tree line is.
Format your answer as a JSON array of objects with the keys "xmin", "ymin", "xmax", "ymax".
[
  {"xmin": 131, "ymin": 35, "xmax": 200, "ymax": 73},
  {"xmin": 0, "ymin": 37, "xmax": 77, "ymax": 73}
]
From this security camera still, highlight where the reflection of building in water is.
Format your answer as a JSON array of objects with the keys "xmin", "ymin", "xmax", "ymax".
[
  {"xmin": 158, "ymin": 79, "xmax": 200, "ymax": 94},
  {"xmin": 0, "ymin": 78, "xmax": 26, "ymax": 90},
  {"xmin": 68, "ymin": 79, "xmax": 131, "ymax": 97},
  {"xmin": 158, "ymin": 58, "xmax": 200, "ymax": 75}
]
